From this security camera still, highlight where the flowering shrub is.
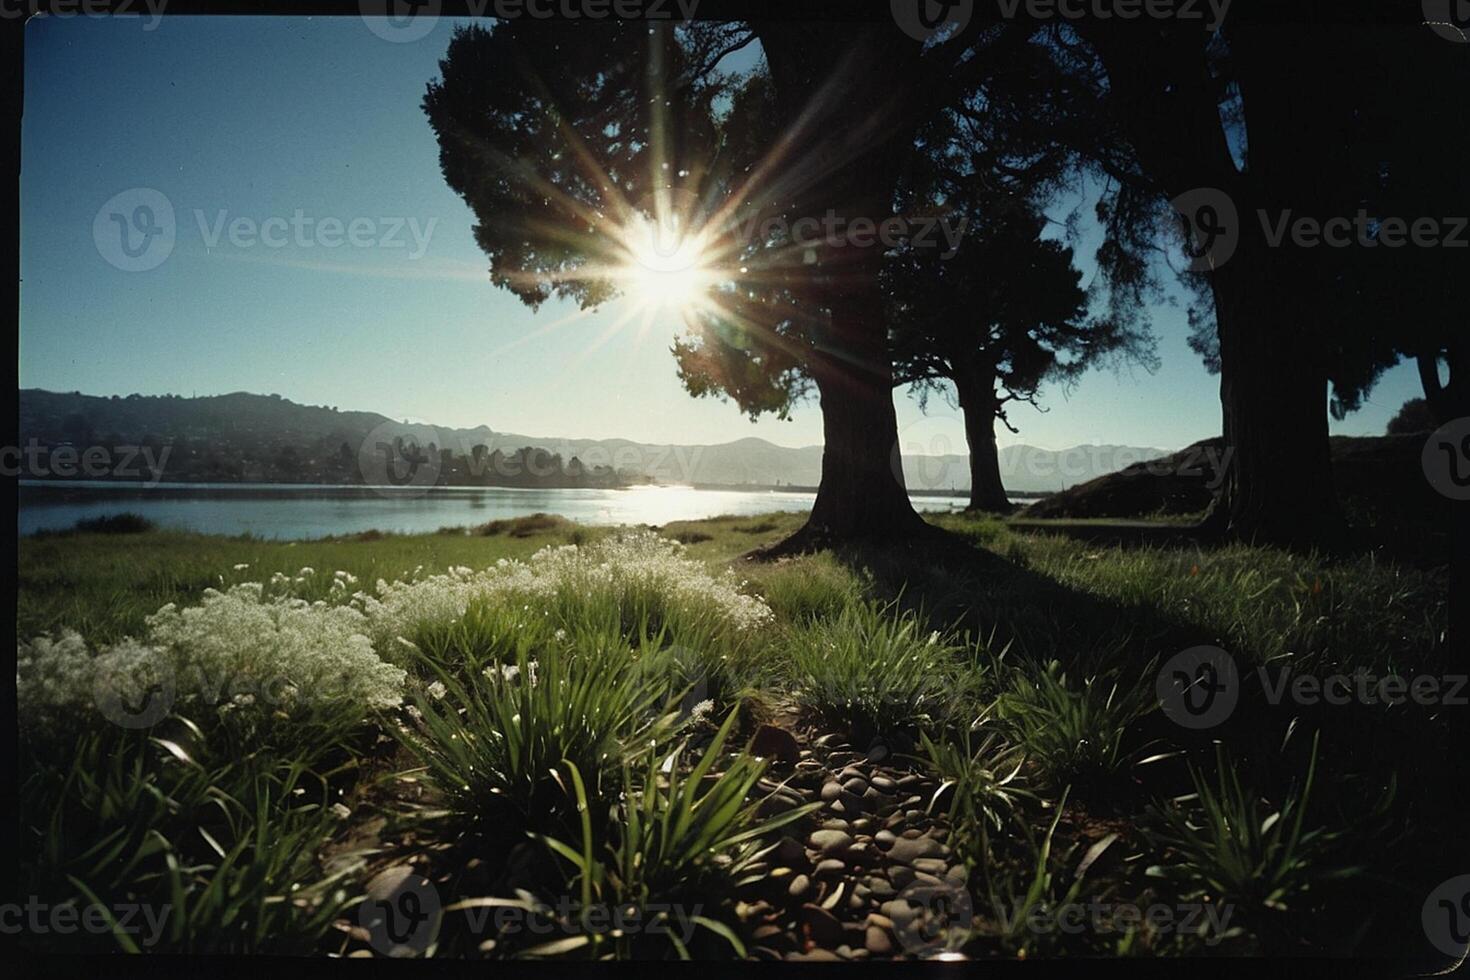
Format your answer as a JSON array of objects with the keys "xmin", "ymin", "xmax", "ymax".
[
  {"xmin": 357, "ymin": 530, "xmax": 772, "ymax": 657},
  {"xmin": 145, "ymin": 583, "xmax": 405, "ymax": 715},
  {"xmin": 17, "ymin": 582, "xmax": 405, "ymax": 740},
  {"xmin": 17, "ymin": 630, "xmax": 96, "ymax": 732}
]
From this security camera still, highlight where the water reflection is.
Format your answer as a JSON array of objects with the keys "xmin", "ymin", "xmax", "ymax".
[{"xmin": 19, "ymin": 482, "xmax": 972, "ymax": 541}]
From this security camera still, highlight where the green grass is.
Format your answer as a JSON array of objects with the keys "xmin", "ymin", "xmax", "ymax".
[
  {"xmin": 992, "ymin": 657, "xmax": 1160, "ymax": 799},
  {"xmin": 781, "ymin": 599, "xmax": 982, "ymax": 740},
  {"xmin": 402, "ymin": 625, "xmax": 681, "ymax": 834},
  {"xmin": 1141, "ymin": 732, "xmax": 1388, "ymax": 951},
  {"xmin": 14, "ymin": 509, "xmax": 1454, "ymax": 960}
]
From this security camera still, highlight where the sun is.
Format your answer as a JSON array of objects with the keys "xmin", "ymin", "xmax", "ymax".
[{"xmin": 622, "ymin": 215, "xmax": 717, "ymax": 313}]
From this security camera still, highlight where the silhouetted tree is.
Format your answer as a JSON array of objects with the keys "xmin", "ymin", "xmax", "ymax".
[
  {"xmin": 423, "ymin": 16, "xmax": 1067, "ymax": 552},
  {"xmin": 1386, "ymin": 399, "xmax": 1436, "ymax": 437},
  {"xmin": 1066, "ymin": 7, "xmax": 1465, "ymax": 547},
  {"xmin": 887, "ymin": 205, "xmax": 1150, "ymax": 512}
]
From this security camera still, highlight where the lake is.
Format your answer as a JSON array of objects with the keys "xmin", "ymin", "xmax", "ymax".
[{"xmin": 17, "ymin": 482, "xmax": 979, "ymax": 540}]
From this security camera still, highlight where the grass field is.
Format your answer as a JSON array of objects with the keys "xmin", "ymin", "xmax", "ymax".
[{"xmin": 14, "ymin": 511, "xmax": 1459, "ymax": 961}]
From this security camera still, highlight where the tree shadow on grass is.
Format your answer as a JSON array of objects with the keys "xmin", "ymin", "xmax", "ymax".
[{"xmin": 813, "ymin": 521, "xmax": 1463, "ymax": 954}]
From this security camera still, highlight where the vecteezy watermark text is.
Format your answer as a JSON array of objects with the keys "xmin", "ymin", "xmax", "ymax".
[
  {"xmin": 0, "ymin": 897, "xmax": 172, "ymax": 947},
  {"xmin": 736, "ymin": 210, "xmax": 969, "ymax": 260},
  {"xmin": 355, "ymin": 869, "xmax": 706, "ymax": 957},
  {"xmin": 996, "ymin": 900, "xmax": 1235, "ymax": 944},
  {"xmin": 995, "ymin": 0, "xmax": 1231, "ymax": 31},
  {"xmin": 360, "ymin": 0, "xmax": 701, "ymax": 44},
  {"xmin": 4, "ymin": 440, "xmax": 171, "ymax": 484},
  {"xmin": 94, "ymin": 188, "xmax": 439, "ymax": 272},
  {"xmin": 1170, "ymin": 188, "xmax": 1468, "ymax": 271},
  {"xmin": 1158, "ymin": 646, "xmax": 1466, "ymax": 729},
  {"xmin": 2, "ymin": 0, "xmax": 166, "ymax": 29},
  {"xmin": 194, "ymin": 209, "xmax": 437, "ymax": 259}
]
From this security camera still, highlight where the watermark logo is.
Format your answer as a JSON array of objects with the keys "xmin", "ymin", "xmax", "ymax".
[
  {"xmin": 359, "ymin": 866, "xmax": 442, "ymax": 956},
  {"xmin": 629, "ymin": 185, "xmax": 709, "ymax": 280},
  {"xmin": 2, "ymin": 0, "xmax": 167, "ymax": 30},
  {"xmin": 358, "ymin": 422, "xmax": 445, "ymax": 497},
  {"xmin": 892, "ymin": 0, "xmax": 974, "ymax": 41},
  {"xmin": 1424, "ymin": 0, "xmax": 1470, "ymax": 43},
  {"xmin": 455, "ymin": 896, "xmax": 704, "ymax": 945},
  {"xmin": 1169, "ymin": 187, "xmax": 1238, "ymax": 272},
  {"xmin": 1170, "ymin": 188, "xmax": 1467, "ymax": 270},
  {"xmin": 892, "ymin": 875, "xmax": 974, "ymax": 957},
  {"xmin": 93, "ymin": 649, "xmax": 175, "ymax": 729},
  {"xmin": 0, "ymin": 897, "xmax": 172, "ymax": 946},
  {"xmin": 1423, "ymin": 875, "xmax": 1470, "ymax": 958},
  {"xmin": 996, "ymin": 900, "xmax": 1234, "ymax": 944},
  {"xmin": 893, "ymin": 414, "xmax": 966, "ymax": 493},
  {"xmin": 94, "ymin": 189, "xmax": 438, "ymax": 271},
  {"xmin": 193, "ymin": 209, "xmax": 437, "ymax": 258},
  {"xmin": 1156, "ymin": 645, "xmax": 1239, "ymax": 730},
  {"xmin": 1422, "ymin": 417, "xmax": 1470, "ymax": 501},
  {"xmin": 994, "ymin": 0, "xmax": 1231, "ymax": 31},
  {"xmin": 360, "ymin": 0, "xmax": 442, "ymax": 43},
  {"xmin": 2, "ymin": 440, "xmax": 172, "ymax": 483},
  {"xmin": 1159, "ymin": 645, "xmax": 1466, "ymax": 730},
  {"xmin": 94, "ymin": 188, "xmax": 175, "ymax": 272}
]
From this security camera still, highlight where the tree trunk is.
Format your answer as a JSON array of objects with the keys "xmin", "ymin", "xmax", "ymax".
[
  {"xmin": 749, "ymin": 23, "xmax": 932, "ymax": 555},
  {"xmin": 956, "ymin": 379, "xmax": 1012, "ymax": 513},
  {"xmin": 1081, "ymin": 23, "xmax": 1348, "ymax": 549},
  {"xmin": 1417, "ymin": 346, "xmax": 1468, "ymax": 657},
  {"xmin": 1208, "ymin": 239, "xmax": 1344, "ymax": 547},
  {"xmin": 805, "ymin": 357, "xmax": 925, "ymax": 544}
]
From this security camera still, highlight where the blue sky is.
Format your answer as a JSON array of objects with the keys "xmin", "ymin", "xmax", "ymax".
[{"xmin": 20, "ymin": 15, "xmax": 1421, "ymax": 452}]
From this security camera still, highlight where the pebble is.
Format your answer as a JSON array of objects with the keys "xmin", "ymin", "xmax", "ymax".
[
  {"xmin": 888, "ymin": 836, "xmax": 945, "ymax": 864},
  {"xmin": 880, "ymin": 900, "xmax": 916, "ymax": 926},
  {"xmin": 865, "ymin": 925, "xmax": 894, "ymax": 955},
  {"xmin": 799, "ymin": 905, "xmax": 844, "ymax": 946},
  {"xmin": 753, "ymin": 923, "xmax": 787, "ymax": 943},
  {"xmin": 775, "ymin": 837, "xmax": 806, "ymax": 865},
  {"xmin": 742, "ymin": 728, "xmax": 973, "ymax": 961},
  {"xmin": 809, "ymin": 829, "xmax": 854, "ymax": 855},
  {"xmin": 750, "ymin": 724, "xmax": 801, "ymax": 765},
  {"xmin": 865, "ymin": 876, "xmax": 895, "ymax": 899}
]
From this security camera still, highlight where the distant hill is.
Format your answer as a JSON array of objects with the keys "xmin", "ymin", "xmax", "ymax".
[
  {"xmin": 18, "ymin": 389, "xmax": 1171, "ymax": 493},
  {"xmin": 1020, "ymin": 433, "xmax": 1449, "ymax": 561}
]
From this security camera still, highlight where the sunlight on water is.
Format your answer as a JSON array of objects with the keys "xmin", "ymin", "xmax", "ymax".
[{"xmin": 18, "ymin": 482, "xmax": 971, "ymax": 541}]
